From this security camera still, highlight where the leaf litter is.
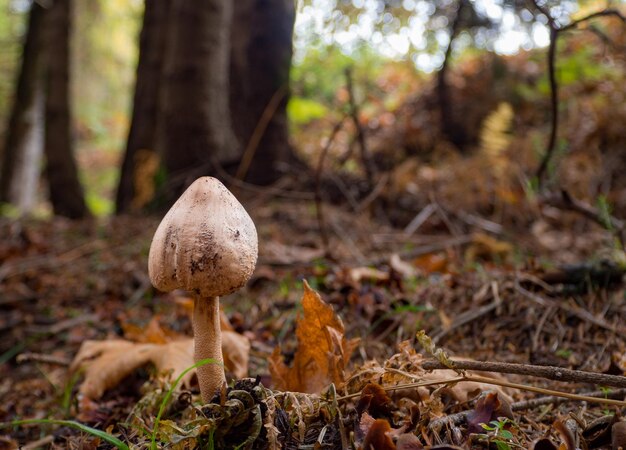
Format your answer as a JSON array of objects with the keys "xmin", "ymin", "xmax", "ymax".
[{"xmin": 3, "ymin": 35, "xmax": 626, "ymax": 446}]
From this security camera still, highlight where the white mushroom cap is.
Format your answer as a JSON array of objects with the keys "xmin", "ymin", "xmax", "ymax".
[{"xmin": 148, "ymin": 177, "xmax": 258, "ymax": 298}]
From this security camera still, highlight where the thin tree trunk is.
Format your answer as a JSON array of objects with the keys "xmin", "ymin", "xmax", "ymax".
[
  {"xmin": 43, "ymin": 0, "xmax": 88, "ymax": 219},
  {"xmin": 157, "ymin": 0, "xmax": 236, "ymax": 203},
  {"xmin": 436, "ymin": 0, "xmax": 467, "ymax": 150},
  {"xmin": 0, "ymin": 2, "xmax": 46, "ymax": 211},
  {"xmin": 115, "ymin": 0, "xmax": 171, "ymax": 214},
  {"xmin": 230, "ymin": 0, "xmax": 295, "ymax": 184}
]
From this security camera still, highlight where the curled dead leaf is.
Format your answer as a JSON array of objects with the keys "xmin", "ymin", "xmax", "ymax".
[{"xmin": 269, "ymin": 280, "xmax": 359, "ymax": 393}]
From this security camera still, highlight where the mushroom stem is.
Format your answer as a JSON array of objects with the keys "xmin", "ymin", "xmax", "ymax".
[{"xmin": 193, "ymin": 295, "xmax": 225, "ymax": 402}]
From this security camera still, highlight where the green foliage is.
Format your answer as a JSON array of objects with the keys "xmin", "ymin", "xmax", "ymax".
[
  {"xmin": 0, "ymin": 0, "xmax": 26, "ymax": 133},
  {"xmin": 478, "ymin": 418, "xmax": 522, "ymax": 450},
  {"xmin": 1, "ymin": 419, "xmax": 129, "ymax": 450},
  {"xmin": 287, "ymin": 97, "xmax": 328, "ymax": 125},
  {"xmin": 151, "ymin": 358, "xmax": 221, "ymax": 450}
]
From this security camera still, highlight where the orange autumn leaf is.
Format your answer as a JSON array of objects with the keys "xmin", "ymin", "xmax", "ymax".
[{"xmin": 269, "ymin": 280, "xmax": 359, "ymax": 393}]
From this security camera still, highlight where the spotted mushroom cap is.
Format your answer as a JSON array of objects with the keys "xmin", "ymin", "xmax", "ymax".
[{"xmin": 148, "ymin": 177, "xmax": 258, "ymax": 298}]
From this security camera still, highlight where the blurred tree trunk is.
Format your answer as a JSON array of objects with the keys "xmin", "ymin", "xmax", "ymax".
[
  {"xmin": 0, "ymin": 2, "xmax": 46, "ymax": 212},
  {"xmin": 229, "ymin": 0, "xmax": 295, "ymax": 184},
  {"xmin": 44, "ymin": 0, "xmax": 89, "ymax": 218},
  {"xmin": 437, "ymin": 0, "xmax": 468, "ymax": 150},
  {"xmin": 156, "ymin": 0, "xmax": 236, "ymax": 203},
  {"xmin": 116, "ymin": 0, "xmax": 171, "ymax": 214}
]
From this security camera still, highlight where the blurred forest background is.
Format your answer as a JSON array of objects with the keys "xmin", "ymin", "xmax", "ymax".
[
  {"xmin": 0, "ymin": 0, "xmax": 624, "ymax": 223},
  {"xmin": 1, "ymin": 0, "xmax": 626, "ymax": 448}
]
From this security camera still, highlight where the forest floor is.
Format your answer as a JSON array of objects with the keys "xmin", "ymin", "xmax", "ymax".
[{"xmin": 0, "ymin": 186, "xmax": 625, "ymax": 449}]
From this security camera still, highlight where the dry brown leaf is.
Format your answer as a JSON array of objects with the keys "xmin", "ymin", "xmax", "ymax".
[
  {"xmin": 269, "ymin": 280, "xmax": 359, "ymax": 393},
  {"xmin": 465, "ymin": 233, "xmax": 513, "ymax": 263},
  {"xmin": 71, "ymin": 339, "xmax": 195, "ymax": 399},
  {"xmin": 121, "ymin": 316, "xmax": 178, "ymax": 344},
  {"xmin": 72, "ymin": 331, "xmax": 250, "ymax": 399}
]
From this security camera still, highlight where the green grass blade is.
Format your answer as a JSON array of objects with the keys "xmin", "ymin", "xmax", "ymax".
[
  {"xmin": 3, "ymin": 419, "xmax": 129, "ymax": 450},
  {"xmin": 150, "ymin": 358, "xmax": 220, "ymax": 450}
]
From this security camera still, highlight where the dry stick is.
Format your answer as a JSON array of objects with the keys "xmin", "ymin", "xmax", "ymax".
[
  {"xmin": 16, "ymin": 352, "xmax": 70, "ymax": 366},
  {"xmin": 338, "ymin": 374, "xmax": 626, "ymax": 408},
  {"xmin": 210, "ymin": 157, "xmax": 314, "ymax": 200},
  {"xmin": 314, "ymin": 118, "xmax": 347, "ymax": 260},
  {"xmin": 420, "ymin": 359, "xmax": 626, "ymax": 389},
  {"xmin": 511, "ymin": 387, "xmax": 626, "ymax": 411},
  {"xmin": 515, "ymin": 283, "xmax": 626, "ymax": 338},
  {"xmin": 431, "ymin": 299, "xmax": 499, "ymax": 344},
  {"xmin": 344, "ymin": 67, "xmax": 376, "ymax": 186},
  {"xmin": 543, "ymin": 190, "xmax": 625, "ymax": 233},
  {"xmin": 234, "ymin": 85, "xmax": 287, "ymax": 183}
]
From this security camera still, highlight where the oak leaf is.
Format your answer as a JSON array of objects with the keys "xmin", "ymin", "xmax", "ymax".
[
  {"xmin": 269, "ymin": 280, "xmax": 359, "ymax": 393},
  {"xmin": 71, "ymin": 331, "xmax": 249, "ymax": 400}
]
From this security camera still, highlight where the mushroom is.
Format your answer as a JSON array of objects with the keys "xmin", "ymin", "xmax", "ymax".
[{"xmin": 148, "ymin": 177, "xmax": 258, "ymax": 402}]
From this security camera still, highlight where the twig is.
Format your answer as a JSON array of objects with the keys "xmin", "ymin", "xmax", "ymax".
[
  {"xmin": 0, "ymin": 240, "xmax": 104, "ymax": 282},
  {"xmin": 561, "ymin": 9, "xmax": 626, "ymax": 32},
  {"xmin": 420, "ymin": 359, "xmax": 626, "ymax": 389},
  {"xmin": 403, "ymin": 204, "xmax": 437, "ymax": 236},
  {"xmin": 211, "ymin": 156, "xmax": 314, "ymax": 200},
  {"xmin": 431, "ymin": 299, "xmax": 499, "ymax": 344},
  {"xmin": 338, "ymin": 374, "xmax": 626, "ymax": 407},
  {"xmin": 234, "ymin": 85, "xmax": 287, "ymax": 182},
  {"xmin": 542, "ymin": 190, "xmax": 624, "ymax": 243},
  {"xmin": 16, "ymin": 352, "xmax": 70, "ymax": 366},
  {"xmin": 511, "ymin": 387, "xmax": 626, "ymax": 411},
  {"xmin": 24, "ymin": 314, "xmax": 100, "ymax": 335},
  {"xmin": 315, "ymin": 118, "xmax": 346, "ymax": 260},
  {"xmin": 344, "ymin": 67, "xmax": 376, "ymax": 185},
  {"xmin": 515, "ymin": 284, "xmax": 625, "ymax": 338}
]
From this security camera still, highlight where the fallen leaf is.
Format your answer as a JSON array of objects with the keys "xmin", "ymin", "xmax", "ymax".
[
  {"xmin": 389, "ymin": 254, "xmax": 417, "ymax": 278},
  {"xmin": 361, "ymin": 418, "xmax": 396, "ymax": 450},
  {"xmin": 348, "ymin": 267, "xmax": 390, "ymax": 285},
  {"xmin": 357, "ymin": 383, "xmax": 395, "ymax": 419},
  {"xmin": 467, "ymin": 391, "xmax": 512, "ymax": 433},
  {"xmin": 413, "ymin": 253, "xmax": 449, "ymax": 274},
  {"xmin": 71, "ymin": 339, "xmax": 195, "ymax": 399},
  {"xmin": 269, "ymin": 280, "xmax": 359, "ymax": 393},
  {"xmin": 612, "ymin": 421, "xmax": 626, "ymax": 450},
  {"xmin": 72, "ymin": 331, "xmax": 250, "ymax": 400},
  {"xmin": 465, "ymin": 233, "xmax": 513, "ymax": 263},
  {"xmin": 222, "ymin": 330, "xmax": 250, "ymax": 379}
]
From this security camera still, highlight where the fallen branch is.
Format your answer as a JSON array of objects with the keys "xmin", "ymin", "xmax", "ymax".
[{"xmin": 420, "ymin": 359, "xmax": 626, "ymax": 389}]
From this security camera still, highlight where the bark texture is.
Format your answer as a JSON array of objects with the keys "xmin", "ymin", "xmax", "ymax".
[
  {"xmin": 157, "ymin": 0, "xmax": 236, "ymax": 203},
  {"xmin": 116, "ymin": 0, "xmax": 171, "ymax": 213},
  {"xmin": 230, "ymin": 0, "xmax": 295, "ymax": 184},
  {"xmin": 0, "ymin": 3, "xmax": 46, "ymax": 211},
  {"xmin": 44, "ymin": 0, "xmax": 88, "ymax": 218}
]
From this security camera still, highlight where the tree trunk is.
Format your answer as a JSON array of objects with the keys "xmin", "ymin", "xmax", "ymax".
[
  {"xmin": 436, "ymin": 0, "xmax": 468, "ymax": 150},
  {"xmin": 44, "ymin": 0, "xmax": 89, "ymax": 219},
  {"xmin": 0, "ymin": 3, "xmax": 46, "ymax": 212},
  {"xmin": 156, "ymin": 0, "xmax": 236, "ymax": 203},
  {"xmin": 230, "ymin": 0, "xmax": 295, "ymax": 184},
  {"xmin": 115, "ymin": 0, "xmax": 171, "ymax": 214}
]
